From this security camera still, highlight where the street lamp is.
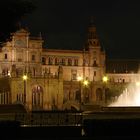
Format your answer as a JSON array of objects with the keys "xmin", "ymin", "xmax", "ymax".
[
  {"xmin": 102, "ymin": 76, "xmax": 108, "ymax": 83},
  {"xmin": 102, "ymin": 76, "xmax": 108, "ymax": 104},
  {"xmin": 77, "ymin": 76, "xmax": 83, "ymax": 104},
  {"xmin": 8, "ymin": 70, "xmax": 11, "ymax": 77},
  {"xmin": 23, "ymin": 75, "xmax": 27, "ymax": 104},
  {"xmin": 83, "ymin": 79, "xmax": 89, "ymax": 104},
  {"xmin": 77, "ymin": 76, "xmax": 90, "ymax": 109},
  {"xmin": 83, "ymin": 80, "xmax": 89, "ymax": 86}
]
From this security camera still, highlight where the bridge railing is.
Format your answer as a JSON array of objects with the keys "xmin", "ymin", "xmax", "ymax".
[{"xmin": 0, "ymin": 112, "xmax": 83, "ymax": 127}]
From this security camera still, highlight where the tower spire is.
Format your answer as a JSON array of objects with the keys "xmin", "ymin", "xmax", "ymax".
[
  {"xmin": 39, "ymin": 32, "xmax": 42, "ymax": 39},
  {"xmin": 86, "ymin": 16, "xmax": 100, "ymax": 48},
  {"xmin": 89, "ymin": 16, "xmax": 96, "ymax": 27},
  {"xmin": 17, "ymin": 21, "xmax": 22, "ymax": 30}
]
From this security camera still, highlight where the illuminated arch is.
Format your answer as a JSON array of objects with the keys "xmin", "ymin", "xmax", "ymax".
[{"xmin": 32, "ymin": 85, "xmax": 43, "ymax": 110}]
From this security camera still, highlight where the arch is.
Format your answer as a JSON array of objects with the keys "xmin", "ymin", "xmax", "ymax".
[
  {"xmin": 32, "ymin": 85, "xmax": 43, "ymax": 110},
  {"xmin": 75, "ymin": 90, "xmax": 81, "ymax": 102},
  {"xmin": 96, "ymin": 88, "xmax": 103, "ymax": 101},
  {"xmin": 105, "ymin": 88, "xmax": 111, "ymax": 103}
]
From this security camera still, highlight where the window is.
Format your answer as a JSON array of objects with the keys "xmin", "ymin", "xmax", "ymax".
[
  {"xmin": 94, "ymin": 71, "xmax": 96, "ymax": 76},
  {"xmin": 61, "ymin": 58, "xmax": 65, "ymax": 65},
  {"xmin": 93, "ymin": 60, "xmax": 98, "ymax": 67},
  {"xmin": 55, "ymin": 58, "xmax": 59, "ymax": 65},
  {"xmin": 72, "ymin": 73, "xmax": 77, "ymax": 80},
  {"xmin": 68, "ymin": 59, "xmax": 72, "ymax": 66},
  {"xmin": 48, "ymin": 57, "xmax": 53, "ymax": 65},
  {"xmin": 74, "ymin": 59, "xmax": 78, "ymax": 66},
  {"xmin": 71, "ymin": 69, "xmax": 77, "ymax": 80},
  {"xmin": 17, "ymin": 93, "xmax": 23, "ymax": 103},
  {"xmin": 42, "ymin": 57, "xmax": 46, "ymax": 65},
  {"xmin": 32, "ymin": 85, "xmax": 43, "ymax": 109},
  {"xmin": 32, "ymin": 55, "xmax": 35, "ymax": 61},
  {"xmin": 83, "ymin": 59, "xmax": 88, "ymax": 66},
  {"xmin": 4, "ymin": 54, "xmax": 7, "ymax": 59}
]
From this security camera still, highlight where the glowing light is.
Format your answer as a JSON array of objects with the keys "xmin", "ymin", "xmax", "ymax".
[
  {"xmin": 83, "ymin": 80, "xmax": 89, "ymax": 86},
  {"xmin": 102, "ymin": 76, "xmax": 108, "ymax": 83},
  {"xmin": 136, "ymin": 82, "xmax": 140, "ymax": 86},
  {"xmin": 8, "ymin": 70, "xmax": 11, "ymax": 77},
  {"xmin": 77, "ymin": 76, "xmax": 83, "ymax": 81},
  {"xmin": 23, "ymin": 75, "xmax": 27, "ymax": 80}
]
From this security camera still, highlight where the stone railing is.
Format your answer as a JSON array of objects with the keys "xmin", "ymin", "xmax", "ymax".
[{"xmin": 0, "ymin": 112, "xmax": 83, "ymax": 127}]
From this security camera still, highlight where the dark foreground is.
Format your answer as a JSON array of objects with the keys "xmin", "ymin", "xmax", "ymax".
[
  {"xmin": 2, "ymin": 106, "xmax": 140, "ymax": 139},
  {"xmin": 1, "ymin": 119, "xmax": 140, "ymax": 140}
]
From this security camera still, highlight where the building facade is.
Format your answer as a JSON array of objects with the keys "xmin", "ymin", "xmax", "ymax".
[{"xmin": 0, "ymin": 23, "xmax": 140, "ymax": 111}]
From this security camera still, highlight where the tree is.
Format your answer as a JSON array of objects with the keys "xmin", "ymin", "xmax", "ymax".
[{"xmin": 0, "ymin": 0, "xmax": 35, "ymax": 42}]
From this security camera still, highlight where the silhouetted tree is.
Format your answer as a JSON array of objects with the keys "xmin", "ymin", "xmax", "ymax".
[{"xmin": 0, "ymin": 0, "xmax": 35, "ymax": 42}]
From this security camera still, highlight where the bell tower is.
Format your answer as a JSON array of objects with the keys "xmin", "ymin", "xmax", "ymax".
[
  {"xmin": 87, "ymin": 17, "xmax": 100, "ymax": 48},
  {"xmin": 85, "ymin": 17, "xmax": 106, "ymax": 81}
]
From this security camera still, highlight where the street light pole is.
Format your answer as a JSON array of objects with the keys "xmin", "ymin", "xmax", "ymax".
[
  {"xmin": 79, "ymin": 81, "xmax": 82, "ymax": 103},
  {"xmin": 77, "ymin": 76, "xmax": 90, "ymax": 110},
  {"xmin": 83, "ymin": 79, "xmax": 89, "ymax": 104},
  {"xmin": 77, "ymin": 76, "xmax": 83, "ymax": 110},
  {"xmin": 23, "ymin": 75, "xmax": 27, "ymax": 104},
  {"xmin": 102, "ymin": 76, "xmax": 108, "ymax": 104}
]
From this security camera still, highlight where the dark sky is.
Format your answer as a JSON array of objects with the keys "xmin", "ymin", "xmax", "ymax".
[{"xmin": 22, "ymin": 0, "xmax": 140, "ymax": 59}]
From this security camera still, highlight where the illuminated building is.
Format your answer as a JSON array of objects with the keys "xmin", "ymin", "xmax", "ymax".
[{"xmin": 0, "ymin": 21, "xmax": 139, "ymax": 111}]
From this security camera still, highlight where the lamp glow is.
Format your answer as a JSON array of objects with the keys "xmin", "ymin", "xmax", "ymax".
[
  {"xmin": 83, "ymin": 80, "xmax": 89, "ymax": 86},
  {"xmin": 102, "ymin": 76, "xmax": 108, "ymax": 83},
  {"xmin": 136, "ymin": 82, "xmax": 140, "ymax": 86},
  {"xmin": 23, "ymin": 75, "xmax": 27, "ymax": 80},
  {"xmin": 77, "ymin": 76, "xmax": 83, "ymax": 81}
]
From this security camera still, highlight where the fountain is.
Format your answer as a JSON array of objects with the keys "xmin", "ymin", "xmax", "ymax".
[
  {"xmin": 109, "ymin": 82, "xmax": 140, "ymax": 107},
  {"xmin": 83, "ymin": 82, "xmax": 140, "ymax": 137}
]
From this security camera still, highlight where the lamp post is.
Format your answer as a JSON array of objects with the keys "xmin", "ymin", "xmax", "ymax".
[
  {"xmin": 77, "ymin": 76, "xmax": 83, "ymax": 104},
  {"xmin": 77, "ymin": 76, "xmax": 90, "ymax": 110},
  {"xmin": 83, "ymin": 80, "xmax": 89, "ymax": 86},
  {"xmin": 102, "ymin": 76, "xmax": 108, "ymax": 83},
  {"xmin": 83, "ymin": 79, "xmax": 89, "ymax": 104},
  {"xmin": 102, "ymin": 76, "xmax": 108, "ymax": 104},
  {"xmin": 23, "ymin": 75, "xmax": 27, "ymax": 104}
]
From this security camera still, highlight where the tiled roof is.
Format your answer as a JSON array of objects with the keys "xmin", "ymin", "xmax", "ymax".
[{"xmin": 106, "ymin": 59, "xmax": 140, "ymax": 73}]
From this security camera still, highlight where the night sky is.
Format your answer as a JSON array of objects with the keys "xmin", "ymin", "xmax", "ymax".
[{"xmin": 22, "ymin": 0, "xmax": 140, "ymax": 59}]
